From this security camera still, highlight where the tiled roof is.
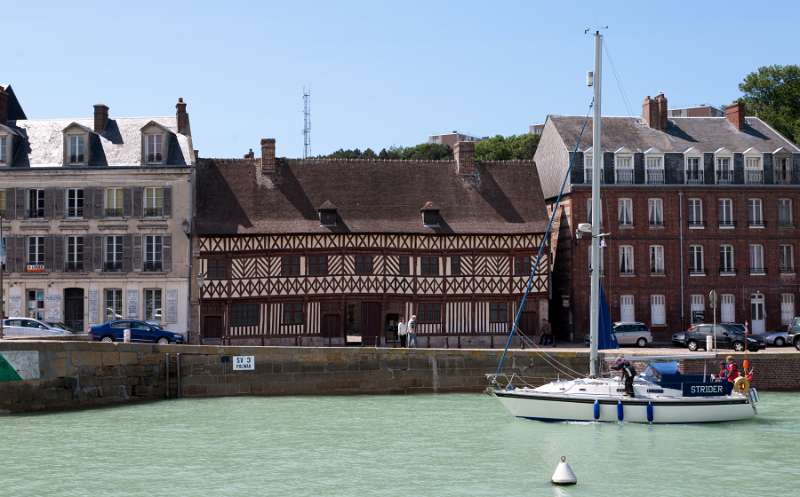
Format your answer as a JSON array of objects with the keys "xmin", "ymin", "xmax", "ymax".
[{"xmin": 196, "ymin": 158, "xmax": 548, "ymax": 235}]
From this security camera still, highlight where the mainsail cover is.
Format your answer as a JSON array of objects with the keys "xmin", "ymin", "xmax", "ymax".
[{"xmin": 598, "ymin": 286, "xmax": 618, "ymax": 349}]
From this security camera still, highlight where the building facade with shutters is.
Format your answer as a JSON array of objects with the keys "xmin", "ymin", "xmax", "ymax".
[
  {"xmin": 536, "ymin": 93, "xmax": 800, "ymax": 342},
  {"xmin": 194, "ymin": 139, "xmax": 550, "ymax": 347},
  {"xmin": 0, "ymin": 84, "xmax": 194, "ymax": 334}
]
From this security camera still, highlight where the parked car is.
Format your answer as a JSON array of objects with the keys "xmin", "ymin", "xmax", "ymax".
[
  {"xmin": 678, "ymin": 323, "xmax": 765, "ymax": 352},
  {"xmin": 613, "ymin": 322, "xmax": 652, "ymax": 347},
  {"xmin": 46, "ymin": 321, "xmax": 80, "ymax": 333},
  {"xmin": 90, "ymin": 320, "xmax": 184, "ymax": 344},
  {"xmin": 1, "ymin": 318, "xmax": 73, "ymax": 338},
  {"xmin": 764, "ymin": 330, "xmax": 792, "ymax": 347},
  {"xmin": 786, "ymin": 317, "xmax": 800, "ymax": 351}
]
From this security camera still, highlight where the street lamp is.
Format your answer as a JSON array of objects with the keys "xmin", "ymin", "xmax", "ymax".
[
  {"xmin": 0, "ymin": 215, "xmax": 5, "ymax": 340},
  {"xmin": 195, "ymin": 270, "xmax": 205, "ymax": 344}
]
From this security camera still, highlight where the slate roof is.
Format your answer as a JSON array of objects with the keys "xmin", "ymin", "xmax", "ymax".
[
  {"xmin": 4, "ymin": 116, "xmax": 193, "ymax": 167},
  {"xmin": 196, "ymin": 158, "xmax": 548, "ymax": 235},
  {"xmin": 549, "ymin": 116, "xmax": 800, "ymax": 154}
]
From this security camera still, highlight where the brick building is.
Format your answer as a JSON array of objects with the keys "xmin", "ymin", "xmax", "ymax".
[
  {"xmin": 0, "ymin": 84, "xmax": 194, "ymax": 334},
  {"xmin": 536, "ymin": 93, "xmax": 800, "ymax": 342},
  {"xmin": 193, "ymin": 140, "xmax": 549, "ymax": 346}
]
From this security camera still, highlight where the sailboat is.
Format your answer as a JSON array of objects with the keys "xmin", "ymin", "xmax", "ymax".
[{"xmin": 487, "ymin": 31, "xmax": 759, "ymax": 424}]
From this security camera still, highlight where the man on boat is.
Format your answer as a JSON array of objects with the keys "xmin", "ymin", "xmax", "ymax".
[
  {"xmin": 725, "ymin": 356, "xmax": 740, "ymax": 383},
  {"xmin": 611, "ymin": 356, "xmax": 636, "ymax": 397}
]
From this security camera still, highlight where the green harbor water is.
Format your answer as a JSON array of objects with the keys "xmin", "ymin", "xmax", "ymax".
[{"xmin": 1, "ymin": 393, "xmax": 797, "ymax": 497}]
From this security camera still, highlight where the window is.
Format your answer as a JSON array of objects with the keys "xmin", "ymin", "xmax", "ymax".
[
  {"xmin": 398, "ymin": 256, "xmax": 410, "ymax": 276},
  {"xmin": 618, "ymin": 198, "xmax": 633, "ymax": 227},
  {"xmin": 688, "ymin": 198, "xmax": 703, "ymax": 227},
  {"xmin": 65, "ymin": 236, "xmax": 84, "ymax": 272},
  {"xmin": 584, "ymin": 153, "xmax": 593, "ymax": 184},
  {"xmin": 68, "ymin": 134, "xmax": 86, "ymax": 164},
  {"xmin": 355, "ymin": 255, "xmax": 373, "ymax": 275},
  {"xmin": 689, "ymin": 245, "xmax": 704, "ymax": 275},
  {"xmin": 307, "ymin": 255, "xmax": 328, "ymax": 276},
  {"xmin": 645, "ymin": 156, "xmax": 664, "ymax": 184},
  {"xmin": 619, "ymin": 245, "xmax": 634, "ymax": 275},
  {"xmin": 281, "ymin": 255, "xmax": 301, "ymax": 276},
  {"xmin": 718, "ymin": 199, "xmax": 734, "ymax": 228},
  {"xmin": 514, "ymin": 255, "xmax": 532, "ymax": 276},
  {"xmin": 319, "ymin": 210, "xmax": 337, "ymax": 227},
  {"xmin": 231, "ymin": 303, "xmax": 260, "ymax": 327},
  {"xmin": 651, "ymin": 295, "xmax": 666, "ymax": 326},
  {"xmin": 105, "ymin": 188, "xmax": 124, "ymax": 217},
  {"xmin": 66, "ymin": 188, "xmax": 84, "ymax": 218},
  {"xmin": 690, "ymin": 294, "xmax": 705, "ymax": 323},
  {"xmin": 780, "ymin": 244, "xmax": 794, "ymax": 273},
  {"xmin": 686, "ymin": 156, "xmax": 703, "ymax": 184},
  {"xmin": 749, "ymin": 244, "xmax": 765, "ymax": 275},
  {"xmin": 720, "ymin": 244, "xmax": 735, "ymax": 275},
  {"xmin": 421, "ymin": 256, "xmax": 440, "ymax": 276},
  {"xmin": 489, "ymin": 302, "xmax": 508, "ymax": 323},
  {"xmin": 0, "ymin": 189, "xmax": 6, "ymax": 217},
  {"xmin": 282, "ymin": 303, "xmax": 303, "ymax": 325},
  {"xmin": 744, "ymin": 156, "xmax": 763, "ymax": 184},
  {"xmin": 450, "ymin": 256, "xmax": 462, "ymax": 276},
  {"xmin": 0, "ymin": 135, "xmax": 8, "ymax": 165},
  {"xmin": 0, "ymin": 235, "xmax": 6, "ymax": 271},
  {"xmin": 721, "ymin": 294, "xmax": 735, "ymax": 323},
  {"xmin": 105, "ymin": 289, "xmax": 123, "ymax": 321},
  {"xmin": 422, "ymin": 210, "xmax": 440, "ymax": 227},
  {"xmin": 614, "ymin": 155, "xmax": 633, "ymax": 184},
  {"xmin": 144, "ymin": 235, "xmax": 163, "ymax": 272},
  {"xmin": 206, "ymin": 258, "xmax": 228, "ymax": 279},
  {"xmin": 715, "ymin": 156, "xmax": 733, "ymax": 183},
  {"xmin": 27, "ymin": 289, "xmax": 45, "ymax": 320},
  {"xmin": 418, "ymin": 303, "xmax": 441, "ymax": 323},
  {"xmin": 105, "ymin": 236, "xmax": 123, "ymax": 272},
  {"xmin": 776, "ymin": 156, "xmax": 792, "ymax": 184},
  {"xmin": 586, "ymin": 198, "xmax": 603, "ymax": 225},
  {"xmin": 747, "ymin": 198, "xmax": 763, "ymax": 227},
  {"xmin": 145, "ymin": 134, "xmax": 164, "ymax": 163},
  {"xmin": 781, "ymin": 294, "xmax": 795, "ymax": 326},
  {"xmin": 778, "ymin": 198, "xmax": 793, "ymax": 227},
  {"xmin": 649, "ymin": 245, "xmax": 664, "ymax": 274},
  {"xmin": 648, "ymin": 198, "xmax": 663, "ymax": 227},
  {"xmin": 27, "ymin": 236, "xmax": 45, "ymax": 267},
  {"xmin": 144, "ymin": 289, "xmax": 162, "ymax": 322},
  {"xmin": 144, "ymin": 187, "xmax": 164, "ymax": 217},
  {"xmin": 28, "ymin": 189, "xmax": 45, "ymax": 218},
  {"xmin": 588, "ymin": 245, "xmax": 605, "ymax": 274}
]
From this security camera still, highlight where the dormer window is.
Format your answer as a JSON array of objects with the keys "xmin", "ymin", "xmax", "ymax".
[
  {"xmin": 774, "ymin": 149, "xmax": 792, "ymax": 184},
  {"xmin": 318, "ymin": 200, "xmax": 337, "ymax": 227},
  {"xmin": 0, "ymin": 134, "xmax": 9, "ymax": 165},
  {"xmin": 684, "ymin": 147, "xmax": 703, "ymax": 184},
  {"xmin": 145, "ymin": 133, "xmax": 164, "ymax": 163},
  {"xmin": 644, "ymin": 148, "xmax": 664, "ymax": 185},
  {"xmin": 421, "ymin": 201, "xmax": 440, "ymax": 227},
  {"xmin": 614, "ymin": 147, "xmax": 633, "ymax": 184},
  {"xmin": 68, "ymin": 134, "xmax": 87, "ymax": 164},
  {"xmin": 714, "ymin": 148, "xmax": 733, "ymax": 184},
  {"xmin": 743, "ymin": 148, "xmax": 763, "ymax": 184}
]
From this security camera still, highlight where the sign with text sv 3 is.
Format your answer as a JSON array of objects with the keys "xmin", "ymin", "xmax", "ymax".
[{"xmin": 233, "ymin": 356, "xmax": 255, "ymax": 371}]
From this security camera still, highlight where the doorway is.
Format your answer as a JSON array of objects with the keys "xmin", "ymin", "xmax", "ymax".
[
  {"xmin": 64, "ymin": 288, "xmax": 84, "ymax": 332},
  {"xmin": 384, "ymin": 313, "xmax": 400, "ymax": 346},
  {"xmin": 620, "ymin": 295, "xmax": 635, "ymax": 322},
  {"xmin": 202, "ymin": 315, "xmax": 224, "ymax": 340},
  {"xmin": 321, "ymin": 313, "xmax": 341, "ymax": 339},
  {"xmin": 750, "ymin": 293, "xmax": 765, "ymax": 334},
  {"xmin": 361, "ymin": 302, "xmax": 381, "ymax": 346}
]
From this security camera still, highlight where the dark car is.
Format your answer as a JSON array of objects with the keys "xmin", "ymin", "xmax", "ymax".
[
  {"xmin": 680, "ymin": 323, "xmax": 764, "ymax": 352},
  {"xmin": 90, "ymin": 320, "xmax": 184, "ymax": 344}
]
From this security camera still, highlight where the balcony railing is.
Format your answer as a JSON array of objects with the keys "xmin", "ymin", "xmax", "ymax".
[
  {"xmin": 144, "ymin": 261, "xmax": 163, "ymax": 272},
  {"xmin": 27, "ymin": 209, "xmax": 45, "ymax": 218},
  {"xmin": 144, "ymin": 207, "xmax": 164, "ymax": 217},
  {"xmin": 745, "ymin": 170, "xmax": 764, "ymax": 184},
  {"xmin": 775, "ymin": 173, "xmax": 793, "ymax": 185},
  {"xmin": 716, "ymin": 170, "xmax": 734, "ymax": 184},
  {"xmin": 64, "ymin": 262, "xmax": 83, "ymax": 272},
  {"xmin": 645, "ymin": 169, "xmax": 665, "ymax": 185},
  {"xmin": 105, "ymin": 208, "xmax": 124, "ymax": 217},
  {"xmin": 104, "ymin": 261, "xmax": 123, "ymax": 272},
  {"xmin": 615, "ymin": 169, "xmax": 634, "ymax": 184},
  {"xmin": 686, "ymin": 171, "xmax": 704, "ymax": 184}
]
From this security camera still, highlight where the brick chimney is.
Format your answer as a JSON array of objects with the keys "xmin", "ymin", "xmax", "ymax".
[
  {"xmin": 93, "ymin": 104, "xmax": 109, "ymax": 133},
  {"xmin": 725, "ymin": 101, "xmax": 745, "ymax": 130},
  {"xmin": 454, "ymin": 141, "xmax": 475, "ymax": 175},
  {"xmin": 261, "ymin": 138, "xmax": 276, "ymax": 174},
  {"xmin": 0, "ymin": 86, "xmax": 9, "ymax": 123},
  {"xmin": 176, "ymin": 97, "xmax": 190, "ymax": 135},
  {"xmin": 643, "ymin": 94, "xmax": 668, "ymax": 131},
  {"xmin": 655, "ymin": 93, "xmax": 668, "ymax": 130}
]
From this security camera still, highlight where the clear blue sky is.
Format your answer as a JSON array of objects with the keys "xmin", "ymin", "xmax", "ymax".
[{"xmin": 6, "ymin": 0, "xmax": 798, "ymax": 158}]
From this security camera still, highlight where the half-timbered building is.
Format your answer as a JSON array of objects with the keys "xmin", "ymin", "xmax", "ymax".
[{"xmin": 194, "ymin": 139, "xmax": 550, "ymax": 347}]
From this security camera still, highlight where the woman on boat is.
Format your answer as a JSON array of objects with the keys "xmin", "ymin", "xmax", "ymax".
[{"xmin": 725, "ymin": 356, "xmax": 740, "ymax": 383}]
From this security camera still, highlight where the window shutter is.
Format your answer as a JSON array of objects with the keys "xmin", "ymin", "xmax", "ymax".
[
  {"xmin": 93, "ymin": 235, "xmax": 103, "ymax": 271},
  {"xmin": 163, "ymin": 186, "xmax": 172, "ymax": 217},
  {"xmin": 133, "ymin": 187, "xmax": 143, "ymax": 217},
  {"xmin": 5, "ymin": 188, "xmax": 16, "ymax": 219},
  {"xmin": 162, "ymin": 235, "xmax": 172, "ymax": 273},
  {"xmin": 123, "ymin": 188, "xmax": 132, "ymax": 217},
  {"xmin": 123, "ymin": 235, "xmax": 133, "ymax": 272},
  {"xmin": 5, "ymin": 236, "xmax": 16, "ymax": 272},
  {"xmin": 15, "ymin": 189, "xmax": 25, "ymax": 219},
  {"xmin": 95, "ymin": 187, "xmax": 104, "ymax": 218},
  {"xmin": 44, "ymin": 188, "xmax": 55, "ymax": 219},
  {"xmin": 44, "ymin": 235, "xmax": 54, "ymax": 272},
  {"xmin": 53, "ymin": 189, "xmax": 65, "ymax": 219},
  {"xmin": 83, "ymin": 188, "xmax": 94, "ymax": 219},
  {"xmin": 133, "ymin": 235, "xmax": 143, "ymax": 271},
  {"xmin": 53, "ymin": 235, "xmax": 65, "ymax": 272}
]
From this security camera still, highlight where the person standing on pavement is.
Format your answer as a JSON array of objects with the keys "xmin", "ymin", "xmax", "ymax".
[
  {"xmin": 397, "ymin": 318, "xmax": 408, "ymax": 348},
  {"xmin": 407, "ymin": 314, "xmax": 418, "ymax": 348}
]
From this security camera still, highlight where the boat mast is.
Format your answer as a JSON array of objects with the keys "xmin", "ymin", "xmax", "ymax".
[{"xmin": 589, "ymin": 31, "xmax": 603, "ymax": 377}]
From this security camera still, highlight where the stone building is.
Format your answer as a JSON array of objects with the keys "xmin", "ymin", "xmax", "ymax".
[
  {"xmin": 194, "ymin": 140, "xmax": 549, "ymax": 346},
  {"xmin": 536, "ymin": 93, "xmax": 800, "ymax": 342},
  {"xmin": 0, "ymin": 84, "xmax": 194, "ymax": 334}
]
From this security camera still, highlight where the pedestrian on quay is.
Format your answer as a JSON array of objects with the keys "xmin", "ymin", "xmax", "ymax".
[
  {"xmin": 407, "ymin": 314, "xmax": 418, "ymax": 348},
  {"xmin": 397, "ymin": 318, "xmax": 408, "ymax": 348},
  {"xmin": 538, "ymin": 319, "xmax": 554, "ymax": 347}
]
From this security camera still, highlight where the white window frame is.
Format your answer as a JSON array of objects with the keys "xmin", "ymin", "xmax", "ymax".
[
  {"xmin": 144, "ymin": 187, "xmax": 165, "ymax": 217},
  {"xmin": 66, "ymin": 188, "xmax": 84, "ymax": 219},
  {"xmin": 721, "ymin": 294, "xmax": 735, "ymax": 323},
  {"xmin": 720, "ymin": 244, "xmax": 735, "ymax": 275},
  {"xmin": 27, "ymin": 236, "xmax": 45, "ymax": 265},
  {"xmin": 780, "ymin": 244, "xmax": 794, "ymax": 273},
  {"xmin": 105, "ymin": 288, "xmax": 124, "ymax": 321},
  {"xmin": 105, "ymin": 188, "xmax": 124, "ymax": 217},
  {"xmin": 584, "ymin": 152, "xmax": 593, "ymax": 184},
  {"xmin": 781, "ymin": 294, "xmax": 795, "ymax": 326},
  {"xmin": 645, "ymin": 155, "xmax": 664, "ymax": 184},
  {"xmin": 619, "ymin": 245, "xmax": 634, "ymax": 275},
  {"xmin": 749, "ymin": 244, "xmax": 765, "ymax": 275},
  {"xmin": 690, "ymin": 294, "xmax": 705, "ymax": 323},
  {"xmin": 586, "ymin": 198, "xmax": 602, "ymax": 225},
  {"xmin": 614, "ymin": 154, "xmax": 633, "ymax": 184},
  {"xmin": 648, "ymin": 198, "xmax": 664, "ymax": 227},
  {"xmin": 620, "ymin": 294, "xmax": 635, "ymax": 322},
  {"xmin": 618, "ymin": 198, "xmax": 633, "ymax": 227},
  {"xmin": 144, "ymin": 288, "xmax": 163, "ymax": 322},
  {"xmin": 651, "ymin": 295, "xmax": 666, "ymax": 326},
  {"xmin": 689, "ymin": 245, "xmax": 704, "ymax": 275},
  {"xmin": 714, "ymin": 151, "xmax": 733, "ymax": 184},
  {"xmin": 744, "ymin": 151, "xmax": 763, "ymax": 184},
  {"xmin": 747, "ymin": 198, "xmax": 763, "ymax": 227},
  {"xmin": 718, "ymin": 198, "xmax": 734, "ymax": 228},
  {"xmin": 778, "ymin": 198, "xmax": 793, "ymax": 227},
  {"xmin": 775, "ymin": 155, "xmax": 792, "ymax": 184},
  {"xmin": 145, "ymin": 133, "xmax": 164, "ymax": 164},
  {"xmin": 649, "ymin": 245, "xmax": 664, "ymax": 275},
  {"xmin": 688, "ymin": 198, "xmax": 703, "ymax": 228},
  {"xmin": 0, "ymin": 134, "xmax": 8, "ymax": 165},
  {"xmin": 67, "ymin": 134, "xmax": 87, "ymax": 165},
  {"xmin": 144, "ymin": 235, "xmax": 163, "ymax": 271},
  {"xmin": 685, "ymin": 154, "xmax": 703, "ymax": 184}
]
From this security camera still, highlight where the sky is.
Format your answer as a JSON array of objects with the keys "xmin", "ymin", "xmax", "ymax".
[{"xmin": 5, "ymin": 0, "xmax": 799, "ymax": 158}]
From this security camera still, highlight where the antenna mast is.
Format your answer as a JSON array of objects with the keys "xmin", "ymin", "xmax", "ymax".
[{"xmin": 303, "ymin": 87, "xmax": 311, "ymax": 159}]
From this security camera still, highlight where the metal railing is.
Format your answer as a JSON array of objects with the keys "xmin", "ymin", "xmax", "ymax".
[
  {"xmin": 716, "ymin": 170, "xmax": 734, "ymax": 184},
  {"xmin": 615, "ymin": 169, "xmax": 634, "ymax": 184},
  {"xmin": 745, "ymin": 170, "xmax": 763, "ymax": 184},
  {"xmin": 64, "ymin": 262, "xmax": 83, "ymax": 272},
  {"xmin": 144, "ymin": 261, "xmax": 163, "ymax": 272},
  {"xmin": 104, "ymin": 208, "xmax": 124, "ymax": 217},
  {"xmin": 27, "ymin": 209, "xmax": 45, "ymax": 218},
  {"xmin": 144, "ymin": 207, "xmax": 164, "ymax": 217},
  {"xmin": 646, "ymin": 169, "xmax": 665, "ymax": 184},
  {"xmin": 104, "ymin": 261, "xmax": 123, "ymax": 272},
  {"xmin": 686, "ymin": 171, "xmax": 704, "ymax": 184}
]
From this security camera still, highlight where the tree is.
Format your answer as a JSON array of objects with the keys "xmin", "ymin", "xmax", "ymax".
[
  {"xmin": 318, "ymin": 143, "xmax": 452, "ymax": 160},
  {"xmin": 474, "ymin": 133, "xmax": 540, "ymax": 161},
  {"xmin": 739, "ymin": 65, "xmax": 800, "ymax": 143}
]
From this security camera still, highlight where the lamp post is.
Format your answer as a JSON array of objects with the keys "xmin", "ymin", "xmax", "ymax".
[
  {"xmin": 0, "ymin": 215, "xmax": 5, "ymax": 339},
  {"xmin": 196, "ymin": 270, "xmax": 205, "ymax": 344}
]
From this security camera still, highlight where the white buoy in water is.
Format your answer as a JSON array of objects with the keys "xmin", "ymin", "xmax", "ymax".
[{"xmin": 551, "ymin": 456, "xmax": 577, "ymax": 485}]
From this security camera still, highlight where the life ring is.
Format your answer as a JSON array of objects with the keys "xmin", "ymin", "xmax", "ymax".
[{"xmin": 734, "ymin": 376, "xmax": 750, "ymax": 394}]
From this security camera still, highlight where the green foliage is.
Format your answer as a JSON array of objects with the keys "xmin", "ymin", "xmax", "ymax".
[
  {"xmin": 739, "ymin": 65, "xmax": 800, "ymax": 143},
  {"xmin": 317, "ymin": 143, "xmax": 452, "ymax": 160},
  {"xmin": 474, "ymin": 134, "xmax": 540, "ymax": 161}
]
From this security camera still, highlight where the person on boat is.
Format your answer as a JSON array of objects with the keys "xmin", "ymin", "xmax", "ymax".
[
  {"xmin": 725, "ymin": 356, "xmax": 740, "ymax": 383},
  {"xmin": 717, "ymin": 360, "xmax": 728, "ymax": 381},
  {"xmin": 397, "ymin": 319, "xmax": 408, "ymax": 348},
  {"xmin": 538, "ymin": 319, "xmax": 554, "ymax": 347},
  {"xmin": 407, "ymin": 315, "xmax": 418, "ymax": 348},
  {"xmin": 611, "ymin": 356, "xmax": 636, "ymax": 397}
]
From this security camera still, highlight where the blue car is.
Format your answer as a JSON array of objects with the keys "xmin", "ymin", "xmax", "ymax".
[{"xmin": 90, "ymin": 320, "xmax": 184, "ymax": 344}]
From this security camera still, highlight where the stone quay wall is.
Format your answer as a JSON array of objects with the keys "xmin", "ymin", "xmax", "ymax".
[{"xmin": 1, "ymin": 341, "xmax": 798, "ymax": 414}]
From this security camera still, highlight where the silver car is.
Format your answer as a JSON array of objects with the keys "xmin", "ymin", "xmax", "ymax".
[
  {"xmin": 764, "ymin": 330, "xmax": 791, "ymax": 347},
  {"xmin": 1, "ymin": 318, "xmax": 73, "ymax": 338},
  {"xmin": 613, "ymin": 322, "xmax": 653, "ymax": 347}
]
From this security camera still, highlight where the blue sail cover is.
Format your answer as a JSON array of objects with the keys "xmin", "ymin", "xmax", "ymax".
[{"xmin": 597, "ymin": 286, "xmax": 618, "ymax": 349}]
